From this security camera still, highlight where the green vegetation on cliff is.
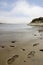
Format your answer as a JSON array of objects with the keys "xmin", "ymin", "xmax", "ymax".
[{"xmin": 31, "ymin": 17, "xmax": 43, "ymax": 23}]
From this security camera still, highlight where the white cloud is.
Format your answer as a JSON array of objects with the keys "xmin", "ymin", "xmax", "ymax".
[
  {"xmin": 0, "ymin": 17, "xmax": 30, "ymax": 24},
  {"xmin": 0, "ymin": 0, "xmax": 43, "ymax": 23},
  {"xmin": 0, "ymin": 11, "xmax": 10, "ymax": 17},
  {"xmin": 11, "ymin": 1, "xmax": 43, "ymax": 17}
]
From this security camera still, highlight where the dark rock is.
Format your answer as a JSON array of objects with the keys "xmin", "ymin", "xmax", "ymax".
[
  {"xmin": 39, "ymin": 49, "xmax": 43, "ymax": 51},
  {"xmin": 2, "ymin": 46, "xmax": 5, "ymax": 48},
  {"xmin": 24, "ymin": 60, "xmax": 26, "ymax": 62},
  {"xmin": 11, "ymin": 41, "xmax": 16, "ymax": 43},
  {"xmin": 34, "ymin": 34, "xmax": 36, "ymax": 36},
  {"xmin": 22, "ymin": 49, "xmax": 25, "ymax": 51}
]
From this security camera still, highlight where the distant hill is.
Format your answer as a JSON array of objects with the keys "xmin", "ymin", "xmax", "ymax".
[
  {"xmin": 0, "ymin": 23, "xmax": 3, "ymax": 24},
  {"xmin": 28, "ymin": 17, "xmax": 43, "ymax": 26},
  {"xmin": 0, "ymin": 23, "xmax": 5, "ymax": 24}
]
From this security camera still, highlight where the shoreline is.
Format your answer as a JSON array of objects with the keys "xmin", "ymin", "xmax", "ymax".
[{"xmin": 28, "ymin": 23, "xmax": 43, "ymax": 26}]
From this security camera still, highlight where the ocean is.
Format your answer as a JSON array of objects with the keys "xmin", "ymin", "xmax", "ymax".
[
  {"xmin": 0, "ymin": 23, "xmax": 42, "ymax": 41},
  {"xmin": 0, "ymin": 23, "xmax": 35, "ymax": 41},
  {"xmin": 0, "ymin": 23, "xmax": 33, "ymax": 32}
]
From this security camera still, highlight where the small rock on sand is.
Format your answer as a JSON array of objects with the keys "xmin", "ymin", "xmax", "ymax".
[
  {"xmin": 39, "ymin": 49, "xmax": 43, "ymax": 52},
  {"xmin": 40, "ymin": 37, "xmax": 42, "ymax": 39},
  {"xmin": 34, "ymin": 34, "xmax": 37, "ymax": 36},
  {"xmin": 0, "ymin": 45, "xmax": 5, "ymax": 48},
  {"xmin": 1, "ymin": 46, "xmax": 5, "ymax": 48},
  {"xmin": 11, "ymin": 41, "xmax": 16, "ymax": 43},
  {"xmin": 21, "ymin": 48, "xmax": 25, "ymax": 51},
  {"xmin": 38, "ymin": 30, "xmax": 43, "ymax": 32},
  {"xmin": 24, "ymin": 60, "xmax": 26, "ymax": 62}
]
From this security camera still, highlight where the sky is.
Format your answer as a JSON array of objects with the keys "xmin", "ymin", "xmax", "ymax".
[{"xmin": 0, "ymin": 0, "xmax": 43, "ymax": 24}]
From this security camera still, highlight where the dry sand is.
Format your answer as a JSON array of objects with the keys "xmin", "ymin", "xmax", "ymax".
[{"xmin": 0, "ymin": 29, "xmax": 43, "ymax": 65}]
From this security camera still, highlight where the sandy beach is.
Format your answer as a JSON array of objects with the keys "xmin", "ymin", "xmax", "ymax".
[{"xmin": 0, "ymin": 24, "xmax": 43, "ymax": 65}]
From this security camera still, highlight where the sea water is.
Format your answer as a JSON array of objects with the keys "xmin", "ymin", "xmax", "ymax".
[{"xmin": 0, "ymin": 23, "xmax": 33, "ymax": 32}]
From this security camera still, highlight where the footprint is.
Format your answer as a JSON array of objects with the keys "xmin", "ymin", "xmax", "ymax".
[
  {"xmin": 33, "ymin": 43, "xmax": 39, "ymax": 47},
  {"xmin": 27, "ymin": 51, "xmax": 35, "ymax": 58},
  {"xmin": 7, "ymin": 55, "xmax": 19, "ymax": 64}
]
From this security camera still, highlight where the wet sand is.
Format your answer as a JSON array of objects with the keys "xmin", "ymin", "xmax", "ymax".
[{"xmin": 0, "ymin": 27, "xmax": 43, "ymax": 65}]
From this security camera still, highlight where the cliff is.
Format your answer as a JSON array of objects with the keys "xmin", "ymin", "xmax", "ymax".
[{"xmin": 29, "ymin": 17, "xmax": 43, "ymax": 26}]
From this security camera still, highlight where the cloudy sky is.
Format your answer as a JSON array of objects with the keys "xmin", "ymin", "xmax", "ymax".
[{"xmin": 0, "ymin": 0, "xmax": 43, "ymax": 24}]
